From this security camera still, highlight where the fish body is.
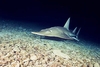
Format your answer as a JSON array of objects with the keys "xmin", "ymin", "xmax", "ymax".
[{"xmin": 32, "ymin": 18, "xmax": 81, "ymax": 41}]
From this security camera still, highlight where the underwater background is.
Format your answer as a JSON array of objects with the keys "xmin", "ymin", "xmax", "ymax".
[{"xmin": 0, "ymin": 0, "xmax": 100, "ymax": 67}]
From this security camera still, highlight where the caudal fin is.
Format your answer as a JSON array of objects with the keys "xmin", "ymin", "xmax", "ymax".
[{"xmin": 76, "ymin": 28, "xmax": 81, "ymax": 39}]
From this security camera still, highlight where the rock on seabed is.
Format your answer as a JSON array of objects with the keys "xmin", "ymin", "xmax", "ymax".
[
  {"xmin": 52, "ymin": 50, "xmax": 70, "ymax": 60},
  {"xmin": 94, "ymin": 62, "xmax": 100, "ymax": 67}
]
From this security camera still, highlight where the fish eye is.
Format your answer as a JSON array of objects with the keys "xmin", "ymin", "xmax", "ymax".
[
  {"xmin": 49, "ymin": 30, "xmax": 52, "ymax": 32},
  {"xmin": 45, "ymin": 30, "xmax": 52, "ymax": 33}
]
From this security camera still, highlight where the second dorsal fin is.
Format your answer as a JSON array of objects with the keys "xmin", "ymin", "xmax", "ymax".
[
  {"xmin": 73, "ymin": 27, "xmax": 77, "ymax": 33},
  {"xmin": 64, "ymin": 17, "xmax": 70, "ymax": 30}
]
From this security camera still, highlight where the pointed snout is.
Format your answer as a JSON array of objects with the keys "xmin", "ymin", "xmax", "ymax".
[{"xmin": 31, "ymin": 32, "xmax": 44, "ymax": 36}]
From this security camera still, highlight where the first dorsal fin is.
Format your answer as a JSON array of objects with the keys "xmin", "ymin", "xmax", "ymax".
[{"xmin": 64, "ymin": 17, "xmax": 70, "ymax": 30}]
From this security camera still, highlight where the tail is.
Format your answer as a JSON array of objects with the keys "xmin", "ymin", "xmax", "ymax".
[
  {"xmin": 71, "ymin": 28, "xmax": 81, "ymax": 41},
  {"xmin": 76, "ymin": 28, "xmax": 81, "ymax": 40}
]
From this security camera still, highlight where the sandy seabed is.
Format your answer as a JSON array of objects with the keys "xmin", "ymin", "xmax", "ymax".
[{"xmin": 0, "ymin": 25, "xmax": 100, "ymax": 67}]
